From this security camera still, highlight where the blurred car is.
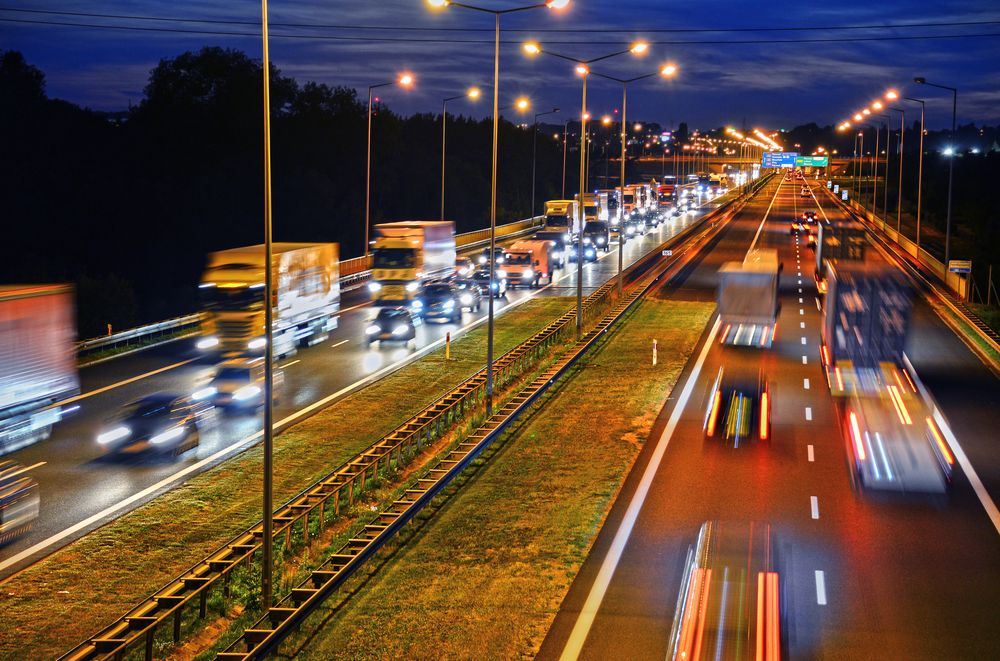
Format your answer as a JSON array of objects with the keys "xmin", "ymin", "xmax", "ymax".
[
  {"xmin": 96, "ymin": 393, "xmax": 208, "ymax": 455},
  {"xmin": 455, "ymin": 256, "xmax": 475, "ymax": 278},
  {"xmin": 365, "ymin": 306, "xmax": 418, "ymax": 346},
  {"xmin": 582, "ymin": 221, "xmax": 610, "ymax": 253},
  {"xmin": 800, "ymin": 186, "xmax": 811, "ymax": 198},
  {"xmin": 472, "ymin": 268, "xmax": 507, "ymax": 298},
  {"xmin": 703, "ymin": 366, "xmax": 770, "ymax": 446},
  {"xmin": 624, "ymin": 215, "xmax": 644, "ymax": 238},
  {"xmin": 567, "ymin": 241, "xmax": 598, "ymax": 263},
  {"xmin": 0, "ymin": 460, "xmax": 40, "ymax": 545},
  {"xmin": 667, "ymin": 521, "xmax": 781, "ymax": 661},
  {"xmin": 198, "ymin": 358, "xmax": 283, "ymax": 410},
  {"xmin": 806, "ymin": 231, "xmax": 817, "ymax": 250},
  {"xmin": 842, "ymin": 382, "xmax": 953, "ymax": 494},
  {"xmin": 453, "ymin": 278, "xmax": 483, "ymax": 311},
  {"xmin": 413, "ymin": 282, "xmax": 463, "ymax": 322},
  {"xmin": 790, "ymin": 218, "xmax": 808, "ymax": 234},
  {"xmin": 801, "ymin": 210, "xmax": 817, "ymax": 224},
  {"xmin": 477, "ymin": 246, "xmax": 505, "ymax": 266}
]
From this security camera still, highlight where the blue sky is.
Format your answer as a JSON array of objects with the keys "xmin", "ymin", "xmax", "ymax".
[{"xmin": 2, "ymin": 1, "xmax": 998, "ymax": 132}]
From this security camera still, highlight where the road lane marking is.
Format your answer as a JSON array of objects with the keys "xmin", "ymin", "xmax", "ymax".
[
  {"xmin": 800, "ymin": 309, "xmax": 804, "ymax": 315},
  {"xmin": 808, "ymin": 445, "xmax": 814, "ymax": 461},
  {"xmin": 332, "ymin": 339, "xmax": 349, "ymax": 348},
  {"xmin": 801, "ymin": 337, "xmax": 807, "ymax": 345},
  {"xmin": 816, "ymin": 298, "xmax": 822, "ymax": 311},
  {"xmin": 815, "ymin": 570, "xmax": 827, "ymax": 605},
  {"xmin": 799, "ymin": 298, "xmax": 803, "ymax": 303},
  {"xmin": 811, "ymin": 496, "xmax": 820, "ymax": 519},
  {"xmin": 798, "ymin": 279, "xmax": 802, "ymax": 284},
  {"xmin": 556, "ymin": 318, "xmax": 722, "ymax": 661},
  {"xmin": 61, "ymin": 358, "xmax": 198, "ymax": 405},
  {"xmin": 748, "ymin": 184, "xmax": 782, "ymax": 253},
  {"xmin": 804, "ymin": 378, "xmax": 810, "ymax": 389},
  {"xmin": 802, "ymin": 356, "xmax": 808, "ymax": 364},
  {"xmin": 932, "ymin": 407, "xmax": 1000, "ymax": 536},
  {"xmin": 798, "ymin": 288, "xmax": 802, "ymax": 293},
  {"xmin": 279, "ymin": 360, "xmax": 300, "ymax": 369},
  {"xmin": 800, "ymin": 322, "xmax": 805, "ymax": 328},
  {"xmin": 805, "ymin": 407, "xmax": 813, "ymax": 420}
]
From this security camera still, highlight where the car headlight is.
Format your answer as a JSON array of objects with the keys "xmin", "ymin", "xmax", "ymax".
[
  {"xmin": 443, "ymin": 300, "xmax": 454, "ymax": 309},
  {"xmin": 583, "ymin": 237, "xmax": 592, "ymax": 244},
  {"xmin": 392, "ymin": 324, "xmax": 409, "ymax": 336},
  {"xmin": 193, "ymin": 386, "xmax": 217, "ymax": 400},
  {"xmin": 248, "ymin": 338, "xmax": 266, "ymax": 349},
  {"xmin": 197, "ymin": 337, "xmax": 219, "ymax": 349},
  {"xmin": 478, "ymin": 255, "xmax": 487, "ymax": 264},
  {"xmin": 234, "ymin": 385, "xmax": 261, "ymax": 401},
  {"xmin": 151, "ymin": 426, "xmax": 186, "ymax": 444},
  {"xmin": 405, "ymin": 282, "xmax": 419, "ymax": 292},
  {"xmin": 597, "ymin": 238, "xmax": 605, "ymax": 245},
  {"xmin": 368, "ymin": 282, "xmax": 383, "ymax": 293},
  {"xmin": 524, "ymin": 269, "xmax": 533, "ymax": 278},
  {"xmin": 366, "ymin": 324, "xmax": 382, "ymax": 334},
  {"xmin": 411, "ymin": 300, "xmax": 423, "ymax": 308},
  {"xmin": 497, "ymin": 269, "xmax": 506, "ymax": 278},
  {"xmin": 551, "ymin": 251, "xmax": 561, "ymax": 259},
  {"xmin": 461, "ymin": 294, "xmax": 473, "ymax": 305},
  {"xmin": 98, "ymin": 426, "xmax": 130, "ymax": 444}
]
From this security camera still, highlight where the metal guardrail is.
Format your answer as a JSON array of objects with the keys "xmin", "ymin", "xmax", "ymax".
[
  {"xmin": 56, "ymin": 196, "xmax": 748, "ymax": 661},
  {"xmin": 77, "ymin": 314, "xmax": 203, "ymax": 357}
]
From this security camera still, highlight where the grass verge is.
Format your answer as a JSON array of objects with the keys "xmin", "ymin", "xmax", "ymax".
[
  {"xmin": 0, "ymin": 298, "xmax": 574, "ymax": 661},
  {"xmin": 277, "ymin": 299, "xmax": 714, "ymax": 661}
]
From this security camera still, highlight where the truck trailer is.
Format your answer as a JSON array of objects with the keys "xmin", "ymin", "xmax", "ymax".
[
  {"xmin": 369, "ymin": 221, "xmax": 456, "ymax": 304},
  {"xmin": 543, "ymin": 200, "xmax": 580, "ymax": 240},
  {"xmin": 716, "ymin": 249, "xmax": 782, "ymax": 347},
  {"xmin": 198, "ymin": 243, "xmax": 340, "ymax": 359},
  {"xmin": 0, "ymin": 284, "xmax": 80, "ymax": 456},
  {"xmin": 502, "ymin": 239, "xmax": 558, "ymax": 288}
]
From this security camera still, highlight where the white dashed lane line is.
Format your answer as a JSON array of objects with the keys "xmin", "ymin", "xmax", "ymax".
[
  {"xmin": 802, "ymin": 356, "xmax": 808, "ymax": 364},
  {"xmin": 805, "ymin": 407, "xmax": 813, "ymax": 420},
  {"xmin": 332, "ymin": 339, "xmax": 349, "ymax": 348},
  {"xmin": 808, "ymin": 445, "xmax": 815, "ymax": 461},
  {"xmin": 801, "ymin": 337, "xmax": 807, "ymax": 345},
  {"xmin": 811, "ymin": 496, "xmax": 820, "ymax": 519},
  {"xmin": 815, "ymin": 571, "xmax": 828, "ymax": 605},
  {"xmin": 804, "ymin": 378, "xmax": 810, "ymax": 389}
]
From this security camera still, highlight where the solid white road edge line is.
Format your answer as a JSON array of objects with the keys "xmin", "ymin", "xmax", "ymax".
[
  {"xmin": 60, "ymin": 358, "xmax": 198, "ymax": 405},
  {"xmin": 557, "ymin": 317, "xmax": 722, "ymax": 661},
  {"xmin": 933, "ymin": 407, "xmax": 1000, "ymax": 536}
]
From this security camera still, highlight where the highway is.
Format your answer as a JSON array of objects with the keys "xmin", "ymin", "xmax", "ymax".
[
  {"xmin": 0, "ymin": 196, "xmax": 725, "ymax": 578},
  {"xmin": 537, "ymin": 178, "xmax": 1000, "ymax": 659}
]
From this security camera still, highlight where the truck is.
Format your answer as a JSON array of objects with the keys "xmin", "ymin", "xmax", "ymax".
[
  {"xmin": 813, "ymin": 220, "xmax": 868, "ymax": 294},
  {"xmin": 716, "ymin": 249, "xmax": 782, "ymax": 348},
  {"xmin": 369, "ymin": 221, "xmax": 456, "ymax": 304},
  {"xmin": 596, "ymin": 189, "xmax": 622, "ymax": 226},
  {"xmin": 0, "ymin": 285, "xmax": 80, "ymax": 455},
  {"xmin": 574, "ymin": 193, "xmax": 599, "ymax": 223},
  {"xmin": 620, "ymin": 185, "xmax": 638, "ymax": 218},
  {"xmin": 502, "ymin": 239, "xmax": 558, "ymax": 289},
  {"xmin": 198, "ymin": 243, "xmax": 340, "ymax": 359},
  {"xmin": 543, "ymin": 200, "xmax": 580, "ymax": 240}
]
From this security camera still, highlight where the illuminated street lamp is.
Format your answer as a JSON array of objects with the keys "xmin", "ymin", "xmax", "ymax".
[
  {"xmin": 367, "ymin": 74, "xmax": 413, "ymax": 258},
  {"xmin": 441, "ymin": 88, "xmax": 480, "ymax": 222},
  {"xmin": 914, "ymin": 77, "xmax": 957, "ymax": 269},
  {"xmin": 524, "ymin": 40, "xmax": 648, "ymax": 338},
  {"xmin": 532, "ymin": 107, "xmax": 561, "ymax": 220},
  {"xmin": 588, "ymin": 64, "xmax": 677, "ymax": 294},
  {"xmin": 428, "ymin": 0, "xmax": 569, "ymax": 414}
]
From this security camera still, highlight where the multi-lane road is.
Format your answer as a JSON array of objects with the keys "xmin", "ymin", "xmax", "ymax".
[
  {"xmin": 0, "ymin": 196, "xmax": 726, "ymax": 578},
  {"xmin": 538, "ymin": 178, "xmax": 1000, "ymax": 659}
]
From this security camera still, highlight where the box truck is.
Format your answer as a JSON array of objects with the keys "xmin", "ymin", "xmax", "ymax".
[
  {"xmin": 369, "ymin": 221, "xmax": 456, "ymax": 304},
  {"xmin": 544, "ymin": 200, "xmax": 580, "ymax": 240},
  {"xmin": 717, "ymin": 249, "xmax": 782, "ymax": 347},
  {"xmin": 0, "ymin": 284, "xmax": 80, "ymax": 455},
  {"xmin": 198, "ymin": 243, "xmax": 340, "ymax": 359},
  {"xmin": 502, "ymin": 239, "xmax": 558, "ymax": 288}
]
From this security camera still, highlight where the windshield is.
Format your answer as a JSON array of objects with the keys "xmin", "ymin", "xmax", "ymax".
[
  {"xmin": 213, "ymin": 368, "xmax": 251, "ymax": 382},
  {"xmin": 607, "ymin": 198, "xmax": 618, "ymax": 210},
  {"xmin": 373, "ymin": 248, "xmax": 416, "ymax": 269},
  {"xmin": 424, "ymin": 284, "xmax": 452, "ymax": 296},
  {"xmin": 200, "ymin": 287, "xmax": 263, "ymax": 312},
  {"xmin": 623, "ymin": 194, "xmax": 634, "ymax": 204},
  {"xmin": 584, "ymin": 205, "xmax": 597, "ymax": 216},
  {"xmin": 545, "ymin": 215, "xmax": 569, "ymax": 228},
  {"xmin": 584, "ymin": 222, "xmax": 607, "ymax": 233},
  {"xmin": 117, "ymin": 400, "xmax": 171, "ymax": 420},
  {"xmin": 376, "ymin": 309, "xmax": 410, "ymax": 321},
  {"xmin": 504, "ymin": 253, "xmax": 532, "ymax": 266}
]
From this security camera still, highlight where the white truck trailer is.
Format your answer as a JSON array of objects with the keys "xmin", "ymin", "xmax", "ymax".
[
  {"xmin": 369, "ymin": 221, "xmax": 456, "ymax": 304},
  {"xmin": 198, "ymin": 243, "xmax": 340, "ymax": 359},
  {"xmin": 716, "ymin": 249, "xmax": 782, "ymax": 348},
  {"xmin": 502, "ymin": 239, "xmax": 558, "ymax": 289}
]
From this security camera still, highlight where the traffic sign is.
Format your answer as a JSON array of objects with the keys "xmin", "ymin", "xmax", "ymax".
[
  {"xmin": 827, "ymin": 180, "xmax": 833, "ymax": 189},
  {"xmin": 833, "ymin": 185, "xmax": 840, "ymax": 194},
  {"xmin": 762, "ymin": 152, "xmax": 798, "ymax": 168},
  {"xmin": 795, "ymin": 156, "xmax": 829, "ymax": 167},
  {"xmin": 949, "ymin": 260, "xmax": 972, "ymax": 273},
  {"xmin": 842, "ymin": 190, "xmax": 849, "ymax": 200}
]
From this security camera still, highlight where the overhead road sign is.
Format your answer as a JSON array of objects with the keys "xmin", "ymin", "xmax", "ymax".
[
  {"xmin": 762, "ymin": 152, "xmax": 798, "ymax": 168},
  {"xmin": 796, "ymin": 156, "xmax": 829, "ymax": 167},
  {"xmin": 949, "ymin": 260, "xmax": 972, "ymax": 273}
]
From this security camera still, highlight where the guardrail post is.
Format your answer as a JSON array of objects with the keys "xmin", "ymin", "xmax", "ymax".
[
  {"xmin": 200, "ymin": 588, "xmax": 208, "ymax": 618},
  {"xmin": 174, "ymin": 608, "xmax": 182, "ymax": 642},
  {"xmin": 319, "ymin": 500, "xmax": 325, "ymax": 530},
  {"xmin": 303, "ymin": 511, "xmax": 310, "ymax": 545},
  {"xmin": 334, "ymin": 486, "xmax": 341, "ymax": 516},
  {"xmin": 145, "ymin": 628, "xmax": 154, "ymax": 661}
]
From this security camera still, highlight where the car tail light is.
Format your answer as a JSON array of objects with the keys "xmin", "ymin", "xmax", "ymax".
[
  {"xmin": 849, "ymin": 411, "xmax": 866, "ymax": 461},
  {"xmin": 834, "ymin": 366, "xmax": 844, "ymax": 392},
  {"xmin": 887, "ymin": 385, "xmax": 913, "ymax": 425},
  {"xmin": 760, "ymin": 326, "xmax": 769, "ymax": 346},
  {"xmin": 926, "ymin": 416, "xmax": 954, "ymax": 465},
  {"xmin": 706, "ymin": 391, "xmax": 722, "ymax": 437},
  {"xmin": 760, "ymin": 391, "xmax": 770, "ymax": 440},
  {"xmin": 720, "ymin": 324, "xmax": 732, "ymax": 344},
  {"xmin": 821, "ymin": 345, "xmax": 831, "ymax": 366},
  {"xmin": 902, "ymin": 368, "xmax": 917, "ymax": 392}
]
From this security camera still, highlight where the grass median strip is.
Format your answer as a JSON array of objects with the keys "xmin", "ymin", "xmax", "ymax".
[
  {"xmin": 0, "ymin": 298, "xmax": 574, "ymax": 661},
  {"xmin": 282, "ymin": 299, "xmax": 714, "ymax": 661}
]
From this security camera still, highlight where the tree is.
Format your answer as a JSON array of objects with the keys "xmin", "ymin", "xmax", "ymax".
[{"xmin": 0, "ymin": 49, "xmax": 46, "ymax": 107}]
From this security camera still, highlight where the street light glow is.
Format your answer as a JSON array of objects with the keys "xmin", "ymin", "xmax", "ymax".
[
  {"xmin": 855, "ymin": 114, "xmax": 863, "ymax": 121},
  {"xmin": 603, "ymin": 116, "xmax": 611, "ymax": 124},
  {"xmin": 427, "ymin": 0, "xmax": 448, "ymax": 6},
  {"xmin": 524, "ymin": 42, "xmax": 541, "ymax": 54},
  {"xmin": 546, "ymin": 0, "xmax": 569, "ymax": 8},
  {"xmin": 873, "ymin": 101, "xmax": 883, "ymax": 109},
  {"xmin": 661, "ymin": 65, "xmax": 676, "ymax": 76},
  {"xmin": 630, "ymin": 42, "xmax": 648, "ymax": 54},
  {"xmin": 399, "ymin": 75, "xmax": 413, "ymax": 85},
  {"xmin": 862, "ymin": 108, "xmax": 870, "ymax": 115},
  {"xmin": 576, "ymin": 65, "xmax": 588, "ymax": 75},
  {"xmin": 468, "ymin": 88, "xmax": 480, "ymax": 98},
  {"xmin": 516, "ymin": 98, "xmax": 529, "ymax": 110},
  {"xmin": 886, "ymin": 91, "xmax": 898, "ymax": 99}
]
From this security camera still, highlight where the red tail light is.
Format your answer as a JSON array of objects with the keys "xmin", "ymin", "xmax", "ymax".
[
  {"xmin": 902, "ymin": 368, "xmax": 917, "ymax": 392},
  {"xmin": 821, "ymin": 345, "xmax": 830, "ymax": 366},
  {"xmin": 834, "ymin": 366, "xmax": 844, "ymax": 392},
  {"xmin": 760, "ymin": 326, "xmax": 769, "ymax": 347},
  {"xmin": 720, "ymin": 324, "xmax": 732, "ymax": 344},
  {"xmin": 706, "ymin": 391, "xmax": 722, "ymax": 437},
  {"xmin": 849, "ymin": 411, "xmax": 866, "ymax": 461},
  {"xmin": 927, "ymin": 416, "xmax": 954, "ymax": 465},
  {"xmin": 760, "ymin": 391, "xmax": 770, "ymax": 440}
]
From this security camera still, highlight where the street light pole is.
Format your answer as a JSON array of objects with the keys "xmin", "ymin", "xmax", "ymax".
[
  {"xmin": 368, "ymin": 75, "xmax": 412, "ymax": 259},
  {"xmin": 871, "ymin": 108, "xmax": 890, "ymax": 222},
  {"xmin": 915, "ymin": 78, "xmax": 957, "ymax": 269},
  {"xmin": 900, "ymin": 94, "xmax": 926, "ymax": 254},
  {"xmin": 260, "ymin": 0, "xmax": 274, "ymax": 611},
  {"xmin": 532, "ymin": 108, "xmax": 560, "ymax": 220},
  {"xmin": 441, "ymin": 88, "xmax": 480, "ymax": 222},
  {"xmin": 429, "ymin": 0, "xmax": 569, "ymax": 414},
  {"xmin": 886, "ymin": 102, "xmax": 905, "ymax": 233}
]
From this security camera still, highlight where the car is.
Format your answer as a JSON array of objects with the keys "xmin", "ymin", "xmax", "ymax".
[
  {"xmin": 800, "ymin": 186, "xmax": 811, "ymax": 198},
  {"xmin": 472, "ymin": 268, "xmax": 507, "ymax": 298},
  {"xmin": 806, "ymin": 232, "xmax": 817, "ymax": 250},
  {"xmin": 703, "ymin": 366, "xmax": 770, "ymax": 446},
  {"xmin": 0, "ymin": 461, "xmax": 40, "ymax": 544},
  {"xmin": 455, "ymin": 256, "xmax": 475, "ymax": 278},
  {"xmin": 96, "ymin": 393, "xmax": 209, "ymax": 456},
  {"xmin": 414, "ymin": 282, "xmax": 463, "ymax": 322},
  {"xmin": 567, "ymin": 241, "xmax": 598, "ymax": 263},
  {"xmin": 582, "ymin": 221, "xmax": 611, "ymax": 253},
  {"xmin": 365, "ymin": 306, "xmax": 418, "ymax": 346},
  {"xmin": 801, "ymin": 210, "xmax": 817, "ymax": 224},
  {"xmin": 624, "ymin": 215, "xmax": 644, "ymax": 238},
  {"xmin": 790, "ymin": 219, "xmax": 807, "ymax": 234},
  {"xmin": 453, "ymin": 278, "xmax": 483, "ymax": 311},
  {"xmin": 477, "ymin": 246, "xmax": 505, "ymax": 266},
  {"xmin": 198, "ymin": 358, "xmax": 284, "ymax": 410}
]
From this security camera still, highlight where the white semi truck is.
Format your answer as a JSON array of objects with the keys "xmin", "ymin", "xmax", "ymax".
[
  {"xmin": 369, "ymin": 221, "xmax": 456, "ymax": 304},
  {"xmin": 0, "ymin": 284, "xmax": 80, "ymax": 455},
  {"xmin": 716, "ymin": 249, "xmax": 782, "ymax": 348},
  {"xmin": 198, "ymin": 243, "xmax": 340, "ymax": 359}
]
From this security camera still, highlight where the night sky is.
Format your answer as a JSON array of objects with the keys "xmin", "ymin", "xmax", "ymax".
[{"xmin": 2, "ymin": 1, "xmax": 998, "ymax": 133}]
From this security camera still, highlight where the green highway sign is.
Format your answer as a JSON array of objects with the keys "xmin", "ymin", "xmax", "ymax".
[{"xmin": 795, "ymin": 156, "xmax": 829, "ymax": 167}]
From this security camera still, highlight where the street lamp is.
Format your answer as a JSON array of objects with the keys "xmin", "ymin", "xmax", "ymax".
[
  {"xmin": 588, "ymin": 64, "xmax": 677, "ymax": 295},
  {"xmin": 367, "ymin": 74, "xmax": 413, "ymax": 259},
  {"xmin": 532, "ymin": 108, "xmax": 561, "ymax": 220},
  {"xmin": 525, "ymin": 40, "xmax": 648, "ymax": 338},
  {"xmin": 428, "ymin": 0, "xmax": 569, "ymax": 414},
  {"xmin": 441, "ymin": 88, "xmax": 480, "ymax": 222},
  {"xmin": 914, "ymin": 77, "xmax": 957, "ymax": 269}
]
